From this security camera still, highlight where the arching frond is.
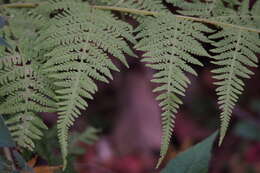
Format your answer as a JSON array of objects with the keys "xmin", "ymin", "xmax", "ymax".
[
  {"xmin": 38, "ymin": 0, "xmax": 136, "ymax": 166},
  {"xmin": 0, "ymin": 10, "xmax": 56, "ymax": 150},
  {"xmin": 136, "ymin": 14, "xmax": 212, "ymax": 167},
  {"xmin": 210, "ymin": 0, "xmax": 260, "ymax": 145}
]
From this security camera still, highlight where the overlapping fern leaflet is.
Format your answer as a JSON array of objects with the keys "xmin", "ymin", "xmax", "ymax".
[
  {"xmin": 0, "ymin": 10, "xmax": 56, "ymax": 150},
  {"xmin": 136, "ymin": 14, "xmax": 212, "ymax": 167},
  {"xmin": 38, "ymin": 0, "xmax": 136, "ymax": 166},
  {"xmin": 209, "ymin": 0, "xmax": 260, "ymax": 145}
]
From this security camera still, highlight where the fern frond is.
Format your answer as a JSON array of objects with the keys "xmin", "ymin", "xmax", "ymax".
[
  {"xmin": 0, "ymin": 10, "xmax": 56, "ymax": 150},
  {"xmin": 210, "ymin": 0, "xmax": 260, "ymax": 145},
  {"xmin": 0, "ymin": 56, "xmax": 56, "ymax": 149},
  {"xmin": 38, "ymin": 0, "xmax": 136, "ymax": 167},
  {"xmin": 135, "ymin": 14, "xmax": 212, "ymax": 167}
]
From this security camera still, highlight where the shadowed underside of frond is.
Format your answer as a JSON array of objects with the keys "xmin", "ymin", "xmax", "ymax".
[
  {"xmin": 39, "ymin": 0, "xmax": 136, "ymax": 167},
  {"xmin": 135, "ymin": 14, "xmax": 211, "ymax": 167}
]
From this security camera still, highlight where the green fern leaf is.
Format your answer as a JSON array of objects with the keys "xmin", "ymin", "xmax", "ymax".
[
  {"xmin": 0, "ymin": 10, "xmax": 56, "ymax": 150},
  {"xmin": 38, "ymin": 0, "xmax": 136, "ymax": 167},
  {"xmin": 210, "ymin": 0, "xmax": 260, "ymax": 145},
  {"xmin": 135, "ymin": 14, "xmax": 212, "ymax": 167}
]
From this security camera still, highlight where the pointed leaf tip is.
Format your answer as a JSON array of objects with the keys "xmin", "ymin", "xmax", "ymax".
[{"xmin": 161, "ymin": 131, "xmax": 218, "ymax": 173}]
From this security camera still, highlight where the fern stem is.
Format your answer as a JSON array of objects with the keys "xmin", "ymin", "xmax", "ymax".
[
  {"xmin": 0, "ymin": 2, "xmax": 39, "ymax": 8},
  {"xmin": 0, "ymin": 3, "xmax": 259, "ymax": 33},
  {"xmin": 92, "ymin": 5, "xmax": 159, "ymax": 16},
  {"xmin": 92, "ymin": 6, "xmax": 260, "ymax": 33},
  {"xmin": 175, "ymin": 15, "xmax": 260, "ymax": 33}
]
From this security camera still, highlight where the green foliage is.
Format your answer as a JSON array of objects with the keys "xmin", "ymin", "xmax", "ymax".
[
  {"xmin": 161, "ymin": 132, "xmax": 218, "ymax": 173},
  {"xmin": 136, "ymin": 14, "xmax": 212, "ymax": 166},
  {"xmin": 210, "ymin": 0, "xmax": 259, "ymax": 145},
  {"xmin": 0, "ymin": 17, "xmax": 9, "ymax": 48},
  {"xmin": 27, "ymin": 126, "xmax": 99, "ymax": 173},
  {"xmin": 165, "ymin": 0, "xmax": 260, "ymax": 146},
  {"xmin": 0, "ymin": 115, "xmax": 33, "ymax": 173},
  {"xmin": 0, "ymin": 0, "xmax": 259, "ymax": 170},
  {"xmin": 37, "ymin": 0, "xmax": 135, "ymax": 167},
  {"xmin": 69, "ymin": 127, "xmax": 100, "ymax": 154},
  {"xmin": 0, "ymin": 10, "xmax": 55, "ymax": 150},
  {"xmin": 0, "ymin": 115, "xmax": 15, "ymax": 147}
]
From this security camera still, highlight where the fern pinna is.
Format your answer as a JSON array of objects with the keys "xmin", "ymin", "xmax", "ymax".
[{"xmin": 0, "ymin": 0, "xmax": 259, "ymax": 170}]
